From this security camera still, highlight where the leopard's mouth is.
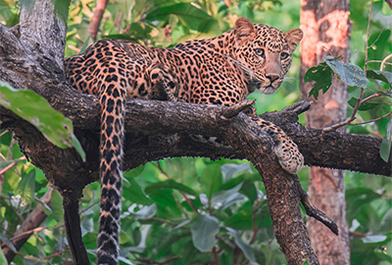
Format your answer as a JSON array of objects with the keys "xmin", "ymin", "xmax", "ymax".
[
  {"xmin": 249, "ymin": 78, "xmax": 279, "ymax": 95},
  {"xmin": 259, "ymin": 85, "xmax": 278, "ymax": 94}
]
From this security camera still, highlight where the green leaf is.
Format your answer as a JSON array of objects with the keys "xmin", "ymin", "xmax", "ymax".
[
  {"xmin": 239, "ymin": 181, "xmax": 258, "ymax": 202},
  {"xmin": 144, "ymin": 179, "xmax": 197, "ymax": 196},
  {"xmin": 304, "ymin": 62, "xmax": 333, "ymax": 100},
  {"xmin": 210, "ymin": 183, "xmax": 246, "ymax": 211},
  {"xmin": 130, "ymin": 204, "xmax": 157, "ymax": 219},
  {"xmin": 368, "ymin": 30, "xmax": 391, "ymax": 62},
  {"xmin": 145, "ymin": 3, "xmax": 211, "ymax": 31},
  {"xmin": 302, "ymin": 259, "xmax": 311, "ymax": 265},
  {"xmin": 122, "ymin": 178, "xmax": 153, "ymax": 206},
  {"xmin": 197, "ymin": 18, "xmax": 221, "ymax": 34},
  {"xmin": 379, "ymin": 139, "xmax": 391, "ymax": 163},
  {"xmin": 200, "ymin": 164, "xmax": 223, "ymax": 200},
  {"xmin": 361, "ymin": 235, "xmax": 387, "ymax": 244},
  {"xmin": 123, "ymin": 165, "xmax": 145, "ymax": 179},
  {"xmin": 71, "ymin": 135, "xmax": 85, "ymax": 162},
  {"xmin": 147, "ymin": 189, "xmax": 182, "ymax": 217},
  {"xmin": 223, "ymin": 201, "xmax": 253, "ymax": 229},
  {"xmin": 225, "ymin": 227, "xmax": 256, "ymax": 262},
  {"xmin": 367, "ymin": 70, "xmax": 392, "ymax": 88},
  {"xmin": 0, "ymin": 234, "xmax": 17, "ymax": 254},
  {"xmin": 49, "ymin": 190, "xmax": 64, "ymax": 222},
  {"xmin": 14, "ymin": 170, "xmax": 35, "ymax": 204},
  {"xmin": 325, "ymin": 57, "xmax": 369, "ymax": 87},
  {"xmin": 80, "ymin": 217, "xmax": 94, "ymax": 236},
  {"xmin": 374, "ymin": 247, "xmax": 392, "ymax": 262},
  {"xmin": 221, "ymin": 163, "xmax": 252, "ymax": 181},
  {"xmin": 191, "ymin": 215, "xmax": 219, "ymax": 252},
  {"xmin": 0, "ymin": 246, "xmax": 7, "ymax": 265},
  {"xmin": 54, "ymin": 0, "xmax": 71, "ymax": 24},
  {"xmin": 0, "ymin": 81, "xmax": 85, "ymax": 161}
]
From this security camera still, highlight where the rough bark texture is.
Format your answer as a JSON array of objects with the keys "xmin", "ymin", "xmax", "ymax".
[
  {"xmin": 0, "ymin": 0, "xmax": 391, "ymax": 264},
  {"xmin": 300, "ymin": 0, "xmax": 351, "ymax": 264}
]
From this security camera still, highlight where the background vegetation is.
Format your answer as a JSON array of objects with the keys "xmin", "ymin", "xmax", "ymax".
[{"xmin": 0, "ymin": 0, "xmax": 391, "ymax": 264}]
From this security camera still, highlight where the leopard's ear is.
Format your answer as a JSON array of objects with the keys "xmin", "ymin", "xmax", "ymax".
[
  {"xmin": 235, "ymin": 18, "xmax": 256, "ymax": 43},
  {"xmin": 284, "ymin": 28, "xmax": 303, "ymax": 53}
]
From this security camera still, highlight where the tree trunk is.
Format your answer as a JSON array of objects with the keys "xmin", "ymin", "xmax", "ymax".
[{"xmin": 300, "ymin": 0, "xmax": 351, "ymax": 264}]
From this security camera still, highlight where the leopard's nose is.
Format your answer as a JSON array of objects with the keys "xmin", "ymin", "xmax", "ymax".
[{"xmin": 266, "ymin": 73, "xmax": 280, "ymax": 82}]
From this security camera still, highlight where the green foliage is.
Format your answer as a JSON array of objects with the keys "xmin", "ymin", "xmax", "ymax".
[
  {"xmin": 0, "ymin": 130, "xmax": 72, "ymax": 264},
  {"xmin": 367, "ymin": 70, "xmax": 392, "ymax": 87},
  {"xmin": 0, "ymin": 81, "xmax": 86, "ymax": 161},
  {"xmin": 113, "ymin": 159, "xmax": 280, "ymax": 264},
  {"xmin": 191, "ymin": 215, "xmax": 220, "ymax": 252},
  {"xmin": 304, "ymin": 62, "xmax": 333, "ymax": 100},
  {"xmin": 145, "ymin": 3, "xmax": 211, "ymax": 32}
]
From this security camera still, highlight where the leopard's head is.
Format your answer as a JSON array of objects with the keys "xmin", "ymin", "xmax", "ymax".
[{"xmin": 233, "ymin": 18, "xmax": 303, "ymax": 94}]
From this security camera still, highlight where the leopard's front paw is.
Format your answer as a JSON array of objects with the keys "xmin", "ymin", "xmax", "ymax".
[{"xmin": 274, "ymin": 140, "xmax": 304, "ymax": 174}]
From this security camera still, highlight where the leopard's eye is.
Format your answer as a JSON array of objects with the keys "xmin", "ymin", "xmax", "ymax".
[
  {"xmin": 280, "ymin": 52, "xmax": 289, "ymax": 60},
  {"xmin": 255, "ymin": 48, "xmax": 264, "ymax": 56}
]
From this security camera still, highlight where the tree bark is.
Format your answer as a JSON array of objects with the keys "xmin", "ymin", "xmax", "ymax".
[{"xmin": 300, "ymin": 0, "xmax": 351, "ymax": 264}]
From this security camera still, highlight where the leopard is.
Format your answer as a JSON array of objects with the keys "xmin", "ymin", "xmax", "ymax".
[{"xmin": 64, "ymin": 17, "xmax": 303, "ymax": 265}]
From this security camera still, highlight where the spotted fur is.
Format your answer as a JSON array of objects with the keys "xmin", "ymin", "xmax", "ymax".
[{"xmin": 65, "ymin": 18, "xmax": 303, "ymax": 265}]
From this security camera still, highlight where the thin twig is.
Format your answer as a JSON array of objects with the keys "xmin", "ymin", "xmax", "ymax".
[
  {"xmin": 156, "ymin": 162, "xmax": 200, "ymax": 215},
  {"xmin": 145, "ymin": 217, "xmax": 181, "ymax": 227},
  {"xmin": 79, "ymin": 200, "xmax": 99, "ymax": 214},
  {"xmin": 7, "ymin": 227, "xmax": 47, "ymax": 243},
  {"xmin": 368, "ymin": 60, "xmax": 392, "ymax": 66},
  {"xmin": 361, "ymin": 93, "xmax": 383, "ymax": 104},
  {"xmin": 216, "ymin": 235, "xmax": 236, "ymax": 249},
  {"xmin": 43, "ymin": 249, "xmax": 68, "ymax": 260},
  {"xmin": 350, "ymin": 111, "xmax": 392, "ymax": 126},
  {"xmin": 381, "ymin": 53, "xmax": 392, "ymax": 70},
  {"xmin": 249, "ymin": 198, "xmax": 262, "ymax": 244},
  {"xmin": 349, "ymin": 231, "xmax": 367, "ymax": 238},
  {"xmin": 0, "ymin": 157, "xmax": 26, "ymax": 175},
  {"xmin": 212, "ymin": 246, "xmax": 221, "ymax": 265},
  {"xmin": 368, "ymin": 29, "xmax": 385, "ymax": 50},
  {"xmin": 0, "ymin": 162, "xmax": 16, "ymax": 175}
]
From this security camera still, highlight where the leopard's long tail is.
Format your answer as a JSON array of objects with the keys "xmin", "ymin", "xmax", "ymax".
[{"xmin": 96, "ymin": 83, "xmax": 125, "ymax": 265}]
